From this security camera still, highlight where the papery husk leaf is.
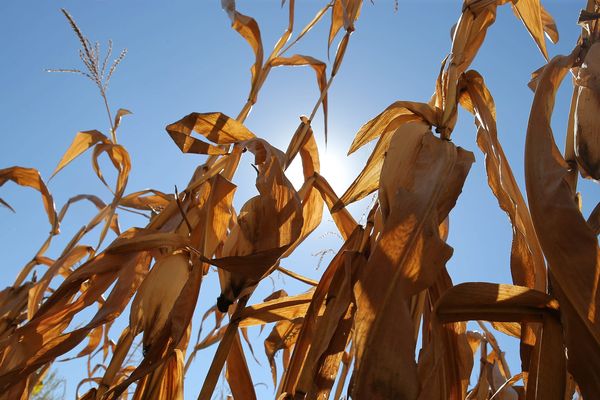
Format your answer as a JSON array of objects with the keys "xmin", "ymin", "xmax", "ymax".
[
  {"xmin": 217, "ymin": 139, "xmax": 303, "ymax": 310},
  {"xmin": 131, "ymin": 349, "xmax": 184, "ymax": 400},
  {"xmin": 525, "ymin": 49, "xmax": 600, "ymax": 398},
  {"xmin": 351, "ymin": 126, "xmax": 473, "ymax": 399},
  {"xmin": 106, "ymin": 259, "xmax": 203, "ymax": 399},
  {"xmin": 0, "ymin": 166, "xmax": 58, "ymax": 233},
  {"xmin": 307, "ymin": 305, "xmax": 354, "ymax": 400},
  {"xmin": 185, "ymin": 174, "xmax": 236, "ymax": 257},
  {"xmin": 51, "ymin": 130, "xmax": 109, "ymax": 178},
  {"xmin": 129, "ymin": 252, "xmax": 191, "ymax": 347}
]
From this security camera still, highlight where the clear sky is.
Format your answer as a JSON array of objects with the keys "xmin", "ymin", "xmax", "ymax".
[{"xmin": 0, "ymin": 1, "xmax": 596, "ymax": 399}]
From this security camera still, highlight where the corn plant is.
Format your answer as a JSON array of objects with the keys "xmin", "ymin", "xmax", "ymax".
[{"xmin": 0, "ymin": 1, "xmax": 598, "ymax": 399}]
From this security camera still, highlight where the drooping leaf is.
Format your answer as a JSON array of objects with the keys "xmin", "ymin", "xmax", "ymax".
[
  {"xmin": 271, "ymin": 55, "xmax": 328, "ymax": 138},
  {"xmin": 50, "ymin": 130, "xmax": 109, "ymax": 178},
  {"xmin": 351, "ymin": 126, "xmax": 473, "ymax": 399},
  {"xmin": 511, "ymin": 0, "xmax": 550, "ymax": 60},
  {"xmin": 221, "ymin": 0, "xmax": 264, "ymax": 99},
  {"xmin": 0, "ymin": 166, "xmax": 58, "ymax": 233},
  {"xmin": 525, "ymin": 49, "xmax": 600, "ymax": 399}
]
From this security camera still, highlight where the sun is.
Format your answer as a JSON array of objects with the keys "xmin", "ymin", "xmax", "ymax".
[{"xmin": 285, "ymin": 140, "xmax": 352, "ymax": 196}]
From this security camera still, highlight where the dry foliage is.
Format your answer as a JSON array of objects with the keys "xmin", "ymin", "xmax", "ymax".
[{"xmin": 1, "ymin": 0, "xmax": 599, "ymax": 399}]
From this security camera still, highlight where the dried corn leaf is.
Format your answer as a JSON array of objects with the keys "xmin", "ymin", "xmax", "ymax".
[
  {"xmin": 238, "ymin": 291, "xmax": 314, "ymax": 328},
  {"xmin": 280, "ymin": 2, "xmax": 330, "ymax": 56},
  {"xmin": 57, "ymin": 194, "xmax": 119, "ymax": 235},
  {"xmin": 27, "ymin": 245, "xmax": 94, "ymax": 319},
  {"xmin": 440, "ymin": 4, "xmax": 497, "ymax": 132},
  {"xmin": 292, "ymin": 251, "xmax": 364, "ymax": 396},
  {"xmin": 511, "ymin": 0, "xmax": 550, "ymax": 60},
  {"xmin": 588, "ymin": 201, "xmax": 600, "ymax": 235},
  {"xmin": 574, "ymin": 41, "xmax": 600, "ymax": 180},
  {"xmin": 335, "ymin": 130, "xmax": 393, "ymax": 210},
  {"xmin": 434, "ymin": 282, "xmax": 566, "ymax": 399},
  {"xmin": 0, "ymin": 197, "xmax": 14, "ymax": 212},
  {"xmin": 348, "ymin": 101, "xmax": 438, "ymax": 155},
  {"xmin": 328, "ymin": 0, "xmax": 361, "ymax": 51},
  {"xmin": 0, "ymin": 251, "xmax": 151, "ymax": 393},
  {"xmin": 106, "ymin": 229, "xmax": 190, "ymax": 254},
  {"xmin": 226, "ymin": 335, "xmax": 256, "ymax": 400},
  {"xmin": 328, "ymin": 0, "xmax": 344, "ymax": 51},
  {"xmin": 460, "ymin": 69, "xmax": 546, "ymax": 372},
  {"xmin": 541, "ymin": 5, "xmax": 559, "ymax": 44},
  {"xmin": 312, "ymin": 174, "xmax": 357, "ymax": 240},
  {"xmin": 0, "ymin": 166, "xmax": 58, "ymax": 232},
  {"xmin": 351, "ymin": 127, "xmax": 473, "ymax": 399},
  {"xmin": 525, "ymin": 49, "xmax": 600, "ymax": 398},
  {"xmin": 280, "ymin": 228, "xmax": 363, "ymax": 395},
  {"xmin": 113, "ymin": 108, "xmax": 132, "ymax": 133},
  {"xmin": 0, "ymin": 282, "xmax": 32, "ymax": 339},
  {"xmin": 436, "ymin": 282, "xmax": 559, "ymax": 323},
  {"xmin": 91, "ymin": 143, "xmax": 130, "ymax": 196},
  {"xmin": 222, "ymin": 0, "xmax": 264, "ymax": 98},
  {"xmin": 51, "ymin": 130, "xmax": 109, "ymax": 178},
  {"xmin": 418, "ymin": 266, "xmax": 473, "ymax": 400},
  {"xmin": 265, "ymin": 318, "xmax": 304, "ymax": 389},
  {"xmin": 119, "ymin": 190, "xmax": 172, "ymax": 211},
  {"xmin": 271, "ymin": 56, "xmax": 328, "ymax": 136},
  {"xmin": 462, "ymin": 70, "xmax": 546, "ymax": 289},
  {"xmin": 167, "ymin": 112, "xmax": 255, "ymax": 148},
  {"xmin": 282, "ymin": 121, "xmax": 323, "ymax": 257},
  {"xmin": 217, "ymin": 139, "xmax": 303, "ymax": 310}
]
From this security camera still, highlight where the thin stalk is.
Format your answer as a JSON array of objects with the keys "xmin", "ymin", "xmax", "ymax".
[{"xmin": 101, "ymin": 90, "xmax": 116, "ymax": 143}]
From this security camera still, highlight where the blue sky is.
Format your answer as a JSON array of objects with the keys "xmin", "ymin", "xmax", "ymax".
[{"xmin": 0, "ymin": 1, "xmax": 596, "ymax": 398}]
